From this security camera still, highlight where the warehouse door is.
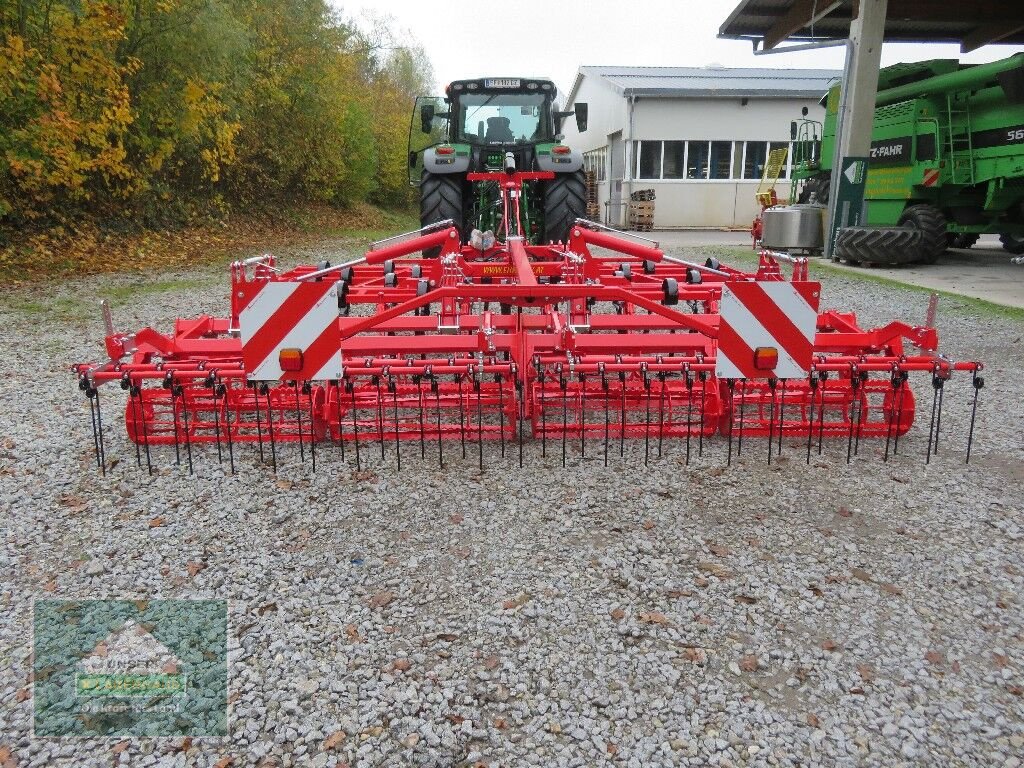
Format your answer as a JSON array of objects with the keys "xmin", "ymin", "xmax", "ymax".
[{"xmin": 608, "ymin": 131, "xmax": 624, "ymax": 226}]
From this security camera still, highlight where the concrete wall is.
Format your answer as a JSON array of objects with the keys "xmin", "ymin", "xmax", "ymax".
[{"xmin": 563, "ymin": 82, "xmax": 830, "ymax": 228}]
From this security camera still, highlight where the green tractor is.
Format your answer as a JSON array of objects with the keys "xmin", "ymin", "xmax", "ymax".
[
  {"xmin": 409, "ymin": 77, "xmax": 589, "ymax": 249},
  {"xmin": 791, "ymin": 53, "xmax": 1024, "ymax": 265}
]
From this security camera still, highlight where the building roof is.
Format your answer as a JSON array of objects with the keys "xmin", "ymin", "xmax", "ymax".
[
  {"xmin": 566, "ymin": 65, "xmax": 840, "ymax": 105},
  {"xmin": 719, "ymin": 0, "xmax": 1024, "ymax": 53}
]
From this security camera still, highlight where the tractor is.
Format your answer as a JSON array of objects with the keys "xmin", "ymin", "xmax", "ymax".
[{"xmin": 410, "ymin": 77, "xmax": 589, "ymax": 249}]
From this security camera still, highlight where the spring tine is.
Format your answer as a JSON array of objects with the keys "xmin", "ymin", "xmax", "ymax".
[
  {"xmin": 965, "ymin": 369, "xmax": 983, "ymax": 463},
  {"xmin": 540, "ymin": 370, "xmax": 547, "ymax": 458},
  {"xmin": 390, "ymin": 378, "xmax": 401, "ymax": 471},
  {"xmin": 170, "ymin": 380, "xmax": 182, "ymax": 466},
  {"xmin": 498, "ymin": 376, "xmax": 506, "ymax": 459},
  {"xmin": 95, "ymin": 387, "xmax": 107, "ymax": 473},
  {"xmin": 777, "ymin": 379, "xmax": 786, "ymax": 456},
  {"xmin": 603, "ymin": 372, "xmax": 610, "ymax": 467},
  {"xmin": 658, "ymin": 373, "xmax": 666, "ymax": 459},
  {"xmin": 87, "ymin": 387, "xmax": 105, "ymax": 475},
  {"xmin": 458, "ymin": 375, "xmax": 467, "ymax": 459},
  {"xmin": 727, "ymin": 379, "xmax": 735, "ymax": 467},
  {"xmin": 417, "ymin": 377, "xmax": 426, "ymax": 460},
  {"xmin": 128, "ymin": 382, "xmax": 142, "ymax": 469},
  {"xmin": 433, "ymin": 376, "xmax": 444, "ymax": 468},
  {"xmin": 884, "ymin": 372, "xmax": 897, "ymax": 462},
  {"xmin": 685, "ymin": 373, "xmax": 693, "ymax": 466},
  {"xmin": 375, "ymin": 377, "xmax": 386, "ymax": 459},
  {"xmin": 925, "ymin": 371, "xmax": 942, "ymax": 464},
  {"xmin": 619, "ymin": 372, "xmax": 627, "ymax": 458},
  {"xmin": 817, "ymin": 371, "xmax": 828, "ymax": 455},
  {"xmin": 517, "ymin": 380, "xmax": 523, "ymax": 469},
  {"xmin": 579, "ymin": 373, "xmax": 586, "ymax": 459},
  {"xmin": 263, "ymin": 384, "xmax": 277, "ymax": 472},
  {"xmin": 306, "ymin": 383, "xmax": 316, "ymax": 473},
  {"xmin": 212, "ymin": 382, "xmax": 224, "ymax": 465},
  {"xmin": 805, "ymin": 371, "xmax": 817, "ymax": 465},
  {"xmin": 698, "ymin": 371, "xmax": 707, "ymax": 458},
  {"xmin": 561, "ymin": 372, "xmax": 568, "ymax": 468},
  {"xmin": 643, "ymin": 371, "xmax": 651, "ymax": 467},
  {"xmin": 475, "ymin": 376, "xmax": 484, "ymax": 472},
  {"xmin": 222, "ymin": 384, "xmax": 235, "ymax": 475},
  {"xmin": 767, "ymin": 378, "xmax": 777, "ymax": 465},
  {"xmin": 180, "ymin": 386, "xmax": 193, "ymax": 475},
  {"xmin": 736, "ymin": 379, "xmax": 747, "ymax": 457},
  {"xmin": 846, "ymin": 366, "xmax": 858, "ymax": 464},
  {"xmin": 134, "ymin": 385, "xmax": 153, "ymax": 475},
  {"xmin": 253, "ymin": 383, "xmax": 265, "ymax": 463},
  {"xmin": 934, "ymin": 374, "xmax": 946, "ymax": 455},
  {"xmin": 893, "ymin": 372, "xmax": 907, "ymax": 456},
  {"xmin": 349, "ymin": 381, "xmax": 361, "ymax": 471},
  {"xmin": 293, "ymin": 381, "xmax": 306, "ymax": 463},
  {"xmin": 334, "ymin": 381, "xmax": 345, "ymax": 462},
  {"xmin": 854, "ymin": 372, "xmax": 866, "ymax": 457}
]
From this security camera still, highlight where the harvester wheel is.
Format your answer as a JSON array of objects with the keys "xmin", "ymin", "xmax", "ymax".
[
  {"xmin": 543, "ymin": 170, "xmax": 587, "ymax": 244},
  {"xmin": 797, "ymin": 173, "xmax": 831, "ymax": 205},
  {"xmin": 897, "ymin": 204, "xmax": 947, "ymax": 264},
  {"xmin": 948, "ymin": 233, "xmax": 979, "ymax": 249},
  {"xmin": 999, "ymin": 234, "xmax": 1024, "ymax": 254},
  {"xmin": 834, "ymin": 226, "xmax": 922, "ymax": 266},
  {"xmin": 420, "ymin": 172, "xmax": 464, "ymax": 257}
]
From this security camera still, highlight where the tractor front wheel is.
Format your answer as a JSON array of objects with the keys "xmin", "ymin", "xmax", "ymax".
[
  {"xmin": 897, "ymin": 204, "xmax": 947, "ymax": 264},
  {"xmin": 543, "ymin": 170, "xmax": 587, "ymax": 244},
  {"xmin": 420, "ymin": 172, "xmax": 464, "ymax": 257},
  {"xmin": 999, "ymin": 233, "xmax": 1024, "ymax": 255}
]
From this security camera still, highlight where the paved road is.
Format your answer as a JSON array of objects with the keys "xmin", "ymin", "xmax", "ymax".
[{"xmin": 647, "ymin": 231, "xmax": 1024, "ymax": 309}]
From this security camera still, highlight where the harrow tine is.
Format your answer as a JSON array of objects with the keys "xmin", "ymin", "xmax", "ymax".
[
  {"xmin": 417, "ymin": 376, "xmax": 426, "ymax": 460},
  {"xmin": 127, "ymin": 380, "xmax": 142, "ymax": 469},
  {"xmin": 516, "ymin": 379, "xmax": 523, "ymax": 469},
  {"xmin": 253, "ymin": 383, "xmax": 265, "ymax": 463},
  {"xmin": 333, "ymin": 381, "xmax": 345, "ymax": 463},
  {"xmin": 561, "ymin": 371, "xmax": 568, "ymax": 468},
  {"xmin": 893, "ymin": 372, "xmax": 907, "ymax": 456},
  {"xmin": 767, "ymin": 378, "xmax": 777, "ymax": 465},
  {"xmin": 375, "ymin": 376, "xmax": 385, "ymax": 460},
  {"xmin": 262, "ymin": 384, "xmax": 277, "ymax": 472},
  {"xmin": 846, "ymin": 366, "xmax": 859, "ymax": 464},
  {"xmin": 211, "ymin": 381, "xmax": 224, "ymax": 465},
  {"xmin": 540, "ymin": 370, "xmax": 547, "ymax": 458},
  {"xmin": 305, "ymin": 382, "xmax": 316, "ymax": 472},
  {"xmin": 179, "ymin": 384, "xmax": 194, "ymax": 475},
  {"xmin": 934, "ymin": 373, "xmax": 946, "ymax": 455},
  {"xmin": 727, "ymin": 379, "xmax": 735, "ymax": 467},
  {"xmin": 132, "ymin": 385, "xmax": 153, "ymax": 475},
  {"xmin": 86, "ymin": 386, "xmax": 106, "ymax": 476},
  {"xmin": 854, "ymin": 372, "xmax": 866, "ymax": 458},
  {"xmin": 736, "ymin": 379, "xmax": 746, "ymax": 457},
  {"xmin": 433, "ymin": 376, "xmax": 444, "ymax": 468},
  {"xmin": 777, "ymin": 379, "xmax": 786, "ymax": 456},
  {"xmin": 817, "ymin": 371, "xmax": 828, "ymax": 456},
  {"xmin": 884, "ymin": 371, "xmax": 898, "ymax": 462},
  {"xmin": 806, "ymin": 371, "xmax": 818, "ymax": 465},
  {"xmin": 498, "ymin": 375, "xmax": 506, "ymax": 458},
  {"xmin": 619, "ymin": 371, "xmax": 626, "ymax": 458},
  {"xmin": 926, "ymin": 371, "xmax": 944, "ymax": 464},
  {"xmin": 348, "ymin": 381, "xmax": 361, "ymax": 471},
  {"xmin": 698, "ymin": 371, "xmax": 707, "ymax": 458},
  {"xmin": 579, "ymin": 373, "xmax": 586, "ymax": 459},
  {"xmin": 965, "ymin": 369, "xmax": 983, "ymax": 463},
  {"xmin": 389, "ymin": 377, "xmax": 401, "ymax": 471},
  {"xmin": 658, "ymin": 372, "xmax": 666, "ymax": 459},
  {"xmin": 293, "ymin": 381, "xmax": 306, "ymax": 463},
  {"xmin": 475, "ymin": 375, "xmax": 483, "ymax": 471},
  {"xmin": 222, "ymin": 384, "xmax": 235, "ymax": 475},
  {"xmin": 602, "ymin": 371, "xmax": 610, "ymax": 467},
  {"xmin": 685, "ymin": 372, "xmax": 693, "ymax": 466},
  {"xmin": 458, "ymin": 375, "xmax": 467, "ymax": 459},
  {"xmin": 170, "ymin": 378, "xmax": 182, "ymax": 466},
  {"xmin": 643, "ymin": 371, "xmax": 651, "ymax": 467}
]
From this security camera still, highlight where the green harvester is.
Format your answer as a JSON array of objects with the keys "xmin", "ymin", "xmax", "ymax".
[{"xmin": 792, "ymin": 53, "xmax": 1024, "ymax": 265}]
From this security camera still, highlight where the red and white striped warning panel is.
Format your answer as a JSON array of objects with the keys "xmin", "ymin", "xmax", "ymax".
[
  {"xmin": 240, "ymin": 281, "xmax": 342, "ymax": 381},
  {"xmin": 922, "ymin": 168, "xmax": 940, "ymax": 187},
  {"xmin": 715, "ymin": 281, "xmax": 820, "ymax": 380}
]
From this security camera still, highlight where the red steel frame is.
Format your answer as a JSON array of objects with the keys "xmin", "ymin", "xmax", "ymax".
[{"xmin": 73, "ymin": 171, "xmax": 984, "ymax": 472}]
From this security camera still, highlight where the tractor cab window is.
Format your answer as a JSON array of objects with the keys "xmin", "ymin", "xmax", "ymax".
[{"xmin": 456, "ymin": 93, "xmax": 550, "ymax": 144}]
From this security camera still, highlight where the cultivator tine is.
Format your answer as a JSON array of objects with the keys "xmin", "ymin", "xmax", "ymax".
[
  {"xmin": 222, "ymin": 384, "xmax": 235, "ymax": 475},
  {"xmin": 816, "ymin": 371, "xmax": 828, "ymax": 456},
  {"xmin": 253, "ymin": 383, "xmax": 265, "ymax": 463},
  {"xmin": 178, "ymin": 384, "xmax": 193, "ymax": 475},
  {"xmin": 125, "ymin": 377, "xmax": 142, "ymax": 469},
  {"xmin": 777, "ymin": 379, "xmax": 786, "ymax": 456},
  {"xmin": 169, "ymin": 377, "xmax": 182, "ymax": 466},
  {"xmin": 210, "ymin": 377, "xmax": 224, "ymax": 466},
  {"xmin": 475, "ymin": 375, "xmax": 484, "ymax": 471},
  {"xmin": 618, "ymin": 371, "xmax": 626, "ymax": 458},
  {"xmin": 736, "ymin": 379, "xmax": 747, "ymax": 457},
  {"xmin": 657, "ymin": 372, "xmax": 666, "ymax": 459},
  {"xmin": 966, "ymin": 369, "xmax": 984, "ymax": 463},
  {"xmin": 416, "ymin": 377, "xmax": 426, "ymax": 460},
  {"xmin": 893, "ymin": 372, "xmax": 908, "ymax": 457},
  {"xmin": 389, "ymin": 377, "xmax": 401, "ymax": 471},
  {"xmin": 643, "ymin": 370, "xmax": 652, "ymax": 467},
  {"xmin": 767, "ymin": 378, "xmax": 777, "ymax": 465},
  {"xmin": 374, "ymin": 377, "xmax": 385, "ymax": 460},
  {"xmin": 262, "ymin": 384, "xmax": 277, "ymax": 472},
  {"xmin": 86, "ymin": 385, "xmax": 106, "ymax": 476},
  {"xmin": 333, "ymin": 381, "xmax": 345, "ymax": 463},
  {"xmin": 846, "ymin": 366, "xmax": 859, "ymax": 464},
  {"xmin": 304, "ymin": 382, "xmax": 316, "ymax": 472},
  {"xmin": 853, "ymin": 372, "xmax": 866, "ymax": 458},
  {"xmin": 602, "ymin": 370, "xmax": 610, "ymax": 467},
  {"xmin": 698, "ymin": 371, "xmax": 707, "ymax": 458},
  {"xmin": 539, "ymin": 369, "xmax": 547, "ymax": 458},
  {"xmin": 806, "ymin": 371, "xmax": 818, "ymax": 465},
  {"xmin": 348, "ymin": 381, "xmax": 361, "ymax": 471},
  {"xmin": 926, "ymin": 371, "xmax": 945, "ymax": 464},
  {"xmin": 499, "ymin": 374, "xmax": 506, "ymax": 459},
  {"xmin": 293, "ymin": 382, "xmax": 306, "ymax": 463},
  {"xmin": 516, "ymin": 379, "xmax": 524, "ymax": 469},
  {"xmin": 727, "ymin": 379, "xmax": 736, "ymax": 466},
  {"xmin": 457, "ymin": 375, "xmax": 467, "ymax": 459},
  {"xmin": 684, "ymin": 372, "xmax": 693, "ymax": 465},
  {"xmin": 934, "ymin": 372, "xmax": 946, "ymax": 455},
  {"xmin": 432, "ymin": 376, "xmax": 444, "ymax": 468},
  {"xmin": 579, "ymin": 373, "xmax": 586, "ymax": 459},
  {"xmin": 132, "ymin": 385, "xmax": 153, "ymax": 475}
]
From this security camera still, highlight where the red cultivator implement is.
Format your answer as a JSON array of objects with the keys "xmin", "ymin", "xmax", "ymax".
[{"xmin": 73, "ymin": 171, "xmax": 984, "ymax": 475}]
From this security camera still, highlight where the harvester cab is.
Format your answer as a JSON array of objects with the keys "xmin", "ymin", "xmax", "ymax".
[{"xmin": 409, "ymin": 77, "xmax": 589, "ymax": 247}]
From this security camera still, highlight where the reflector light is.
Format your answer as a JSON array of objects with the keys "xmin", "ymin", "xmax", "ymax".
[
  {"xmin": 753, "ymin": 346, "xmax": 778, "ymax": 371},
  {"xmin": 279, "ymin": 348, "xmax": 303, "ymax": 372},
  {"xmin": 552, "ymin": 145, "xmax": 571, "ymax": 155},
  {"xmin": 436, "ymin": 146, "xmax": 455, "ymax": 155}
]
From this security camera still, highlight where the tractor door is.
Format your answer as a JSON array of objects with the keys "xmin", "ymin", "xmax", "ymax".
[{"xmin": 408, "ymin": 96, "xmax": 449, "ymax": 186}]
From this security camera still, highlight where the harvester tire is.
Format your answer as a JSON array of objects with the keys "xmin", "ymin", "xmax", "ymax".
[
  {"xmin": 797, "ymin": 173, "xmax": 831, "ymax": 205},
  {"xmin": 897, "ymin": 204, "xmax": 947, "ymax": 264},
  {"xmin": 834, "ymin": 226, "xmax": 922, "ymax": 266},
  {"xmin": 999, "ymin": 234, "xmax": 1024, "ymax": 254},
  {"xmin": 543, "ymin": 170, "xmax": 587, "ymax": 244},
  {"xmin": 948, "ymin": 233, "xmax": 979, "ymax": 249},
  {"xmin": 420, "ymin": 172, "xmax": 464, "ymax": 257}
]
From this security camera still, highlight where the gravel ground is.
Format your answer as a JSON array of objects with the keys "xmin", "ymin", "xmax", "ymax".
[{"xmin": 1, "ymin": 239, "xmax": 1022, "ymax": 768}]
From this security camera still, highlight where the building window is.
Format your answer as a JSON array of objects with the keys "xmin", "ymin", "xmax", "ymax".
[
  {"xmin": 663, "ymin": 141, "xmax": 686, "ymax": 179},
  {"xmin": 583, "ymin": 147, "xmax": 608, "ymax": 182},
  {"xmin": 687, "ymin": 141, "xmax": 709, "ymax": 179},
  {"xmin": 743, "ymin": 141, "xmax": 767, "ymax": 179},
  {"xmin": 709, "ymin": 141, "xmax": 732, "ymax": 179},
  {"xmin": 636, "ymin": 141, "xmax": 662, "ymax": 180}
]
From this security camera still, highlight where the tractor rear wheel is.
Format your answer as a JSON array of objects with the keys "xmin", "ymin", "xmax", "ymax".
[
  {"xmin": 999, "ymin": 234, "xmax": 1024, "ymax": 254},
  {"xmin": 834, "ymin": 226, "xmax": 922, "ymax": 266},
  {"xmin": 420, "ymin": 172, "xmax": 464, "ymax": 257},
  {"xmin": 897, "ymin": 204, "xmax": 947, "ymax": 264},
  {"xmin": 543, "ymin": 170, "xmax": 587, "ymax": 244}
]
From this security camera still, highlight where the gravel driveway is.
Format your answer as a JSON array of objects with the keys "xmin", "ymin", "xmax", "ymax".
[{"xmin": 1, "ymin": 240, "xmax": 1022, "ymax": 767}]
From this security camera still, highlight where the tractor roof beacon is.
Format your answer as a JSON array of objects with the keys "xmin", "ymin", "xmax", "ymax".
[{"xmin": 411, "ymin": 77, "xmax": 590, "ymax": 250}]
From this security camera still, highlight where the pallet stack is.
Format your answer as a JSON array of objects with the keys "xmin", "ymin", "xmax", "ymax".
[
  {"xmin": 585, "ymin": 171, "xmax": 600, "ymax": 219},
  {"xmin": 628, "ymin": 189, "xmax": 656, "ymax": 231}
]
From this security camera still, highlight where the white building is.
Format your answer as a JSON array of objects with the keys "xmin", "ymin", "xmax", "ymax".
[{"xmin": 562, "ymin": 65, "xmax": 840, "ymax": 229}]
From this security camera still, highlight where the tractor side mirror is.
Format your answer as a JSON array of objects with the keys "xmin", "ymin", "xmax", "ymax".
[
  {"xmin": 790, "ymin": 121, "xmax": 798, "ymax": 141},
  {"xmin": 409, "ymin": 150, "xmax": 417, "ymax": 169},
  {"xmin": 420, "ymin": 104, "xmax": 435, "ymax": 134},
  {"xmin": 575, "ymin": 103, "xmax": 588, "ymax": 133}
]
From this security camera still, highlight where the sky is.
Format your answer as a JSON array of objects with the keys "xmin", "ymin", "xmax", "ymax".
[{"xmin": 335, "ymin": 0, "xmax": 1024, "ymax": 95}]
